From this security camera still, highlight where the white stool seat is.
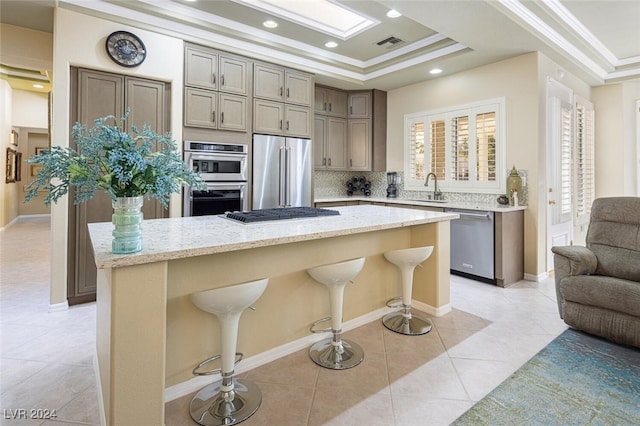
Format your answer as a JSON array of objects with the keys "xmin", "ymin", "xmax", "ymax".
[
  {"xmin": 308, "ymin": 257, "xmax": 365, "ymax": 370},
  {"xmin": 383, "ymin": 246, "xmax": 434, "ymax": 335},
  {"xmin": 189, "ymin": 278, "xmax": 268, "ymax": 426}
]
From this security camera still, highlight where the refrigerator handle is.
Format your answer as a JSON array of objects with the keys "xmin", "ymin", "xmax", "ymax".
[
  {"xmin": 285, "ymin": 146, "xmax": 292, "ymax": 207},
  {"xmin": 279, "ymin": 146, "xmax": 286, "ymax": 207}
]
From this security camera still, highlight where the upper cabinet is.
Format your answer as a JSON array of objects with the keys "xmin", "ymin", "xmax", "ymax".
[
  {"xmin": 315, "ymin": 86, "xmax": 348, "ymax": 117},
  {"xmin": 253, "ymin": 62, "xmax": 313, "ymax": 137},
  {"xmin": 184, "ymin": 44, "xmax": 249, "ymax": 132},
  {"xmin": 254, "ymin": 64, "xmax": 313, "ymax": 107},
  {"xmin": 348, "ymin": 92, "xmax": 371, "ymax": 118},
  {"xmin": 314, "ymin": 87, "xmax": 387, "ymax": 172}
]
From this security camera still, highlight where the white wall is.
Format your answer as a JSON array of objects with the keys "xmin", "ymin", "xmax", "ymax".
[
  {"xmin": 592, "ymin": 81, "xmax": 640, "ymax": 197},
  {"xmin": 1, "ymin": 79, "xmax": 16, "ymax": 228},
  {"xmin": 49, "ymin": 7, "xmax": 185, "ymax": 306},
  {"xmin": 12, "ymin": 90, "xmax": 49, "ymax": 129}
]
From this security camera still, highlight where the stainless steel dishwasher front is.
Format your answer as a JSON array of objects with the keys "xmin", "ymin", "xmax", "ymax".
[{"xmin": 445, "ymin": 208, "xmax": 495, "ymax": 283}]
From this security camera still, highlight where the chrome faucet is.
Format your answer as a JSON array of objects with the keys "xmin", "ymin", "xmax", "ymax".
[{"xmin": 425, "ymin": 172, "xmax": 443, "ymax": 200}]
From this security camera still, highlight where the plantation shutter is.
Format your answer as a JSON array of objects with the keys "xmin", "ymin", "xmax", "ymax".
[
  {"xmin": 574, "ymin": 96, "xmax": 595, "ymax": 224},
  {"xmin": 408, "ymin": 120, "xmax": 425, "ymax": 182},
  {"xmin": 560, "ymin": 104, "xmax": 573, "ymax": 221},
  {"xmin": 430, "ymin": 119, "xmax": 446, "ymax": 180},
  {"xmin": 451, "ymin": 114, "xmax": 469, "ymax": 181},
  {"xmin": 476, "ymin": 111, "xmax": 496, "ymax": 182}
]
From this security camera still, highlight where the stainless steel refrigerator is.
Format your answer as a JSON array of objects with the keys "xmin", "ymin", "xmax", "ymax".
[{"xmin": 252, "ymin": 134, "xmax": 312, "ymax": 209}]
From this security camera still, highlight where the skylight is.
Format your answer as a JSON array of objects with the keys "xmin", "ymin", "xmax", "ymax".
[{"xmin": 233, "ymin": 0, "xmax": 379, "ymax": 40}]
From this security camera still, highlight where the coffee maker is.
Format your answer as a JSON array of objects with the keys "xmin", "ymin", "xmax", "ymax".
[{"xmin": 386, "ymin": 172, "xmax": 398, "ymax": 198}]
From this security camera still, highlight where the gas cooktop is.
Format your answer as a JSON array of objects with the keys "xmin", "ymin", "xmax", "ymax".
[{"xmin": 225, "ymin": 207, "xmax": 340, "ymax": 223}]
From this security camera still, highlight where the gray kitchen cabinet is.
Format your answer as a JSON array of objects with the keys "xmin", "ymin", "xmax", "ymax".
[
  {"xmin": 184, "ymin": 44, "xmax": 249, "ymax": 132},
  {"xmin": 185, "ymin": 46, "xmax": 249, "ymax": 95},
  {"xmin": 347, "ymin": 119, "xmax": 371, "ymax": 171},
  {"xmin": 254, "ymin": 63, "xmax": 313, "ymax": 107},
  {"xmin": 253, "ymin": 63, "xmax": 285, "ymax": 101},
  {"xmin": 70, "ymin": 68, "xmax": 168, "ymax": 305},
  {"xmin": 495, "ymin": 210, "xmax": 524, "ymax": 287},
  {"xmin": 314, "ymin": 116, "xmax": 347, "ymax": 170},
  {"xmin": 284, "ymin": 70, "xmax": 313, "ymax": 106},
  {"xmin": 254, "ymin": 99, "xmax": 311, "ymax": 137},
  {"xmin": 185, "ymin": 46, "xmax": 218, "ymax": 90},
  {"xmin": 348, "ymin": 91, "xmax": 371, "ymax": 118},
  {"xmin": 315, "ymin": 86, "xmax": 348, "ymax": 117},
  {"xmin": 219, "ymin": 55, "xmax": 249, "ymax": 96},
  {"xmin": 185, "ymin": 89, "xmax": 247, "ymax": 131}
]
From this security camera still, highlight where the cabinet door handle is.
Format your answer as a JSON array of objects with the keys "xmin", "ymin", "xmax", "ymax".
[
  {"xmin": 212, "ymin": 74, "xmax": 216, "ymax": 85},
  {"xmin": 350, "ymin": 105, "xmax": 353, "ymax": 114},
  {"xmin": 323, "ymin": 158, "xmax": 326, "ymax": 166},
  {"xmin": 286, "ymin": 120, "xmax": 290, "ymax": 130},
  {"xmin": 329, "ymin": 103, "xmax": 332, "ymax": 112},
  {"xmin": 280, "ymin": 87, "xmax": 283, "ymax": 96},
  {"xmin": 350, "ymin": 159, "xmax": 353, "ymax": 167},
  {"xmin": 221, "ymin": 75, "xmax": 225, "ymax": 86},
  {"xmin": 286, "ymin": 88, "xmax": 290, "ymax": 98},
  {"xmin": 279, "ymin": 119, "xmax": 282, "ymax": 130},
  {"xmin": 212, "ymin": 111, "xmax": 216, "ymax": 123},
  {"xmin": 323, "ymin": 102, "xmax": 327, "ymax": 111},
  {"xmin": 221, "ymin": 112, "xmax": 224, "ymax": 124},
  {"xmin": 328, "ymin": 158, "xmax": 331, "ymax": 166}
]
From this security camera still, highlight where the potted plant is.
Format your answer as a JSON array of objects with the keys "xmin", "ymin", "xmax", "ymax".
[{"xmin": 25, "ymin": 109, "xmax": 204, "ymax": 254}]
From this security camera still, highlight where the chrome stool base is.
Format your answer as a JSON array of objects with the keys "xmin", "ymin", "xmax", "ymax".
[
  {"xmin": 190, "ymin": 378, "xmax": 262, "ymax": 426},
  {"xmin": 309, "ymin": 338, "xmax": 364, "ymax": 370},
  {"xmin": 382, "ymin": 311, "xmax": 432, "ymax": 335}
]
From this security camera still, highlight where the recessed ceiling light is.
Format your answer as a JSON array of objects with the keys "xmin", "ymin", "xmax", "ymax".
[
  {"xmin": 263, "ymin": 20, "xmax": 278, "ymax": 29},
  {"xmin": 386, "ymin": 9, "xmax": 402, "ymax": 18},
  {"xmin": 33, "ymin": 84, "xmax": 44, "ymax": 89},
  {"xmin": 324, "ymin": 41, "xmax": 338, "ymax": 48},
  {"xmin": 429, "ymin": 68, "xmax": 443, "ymax": 75}
]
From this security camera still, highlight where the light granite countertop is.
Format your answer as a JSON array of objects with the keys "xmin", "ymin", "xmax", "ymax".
[
  {"xmin": 88, "ymin": 204, "xmax": 458, "ymax": 270},
  {"xmin": 314, "ymin": 196, "xmax": 527, "ymax": 213}
]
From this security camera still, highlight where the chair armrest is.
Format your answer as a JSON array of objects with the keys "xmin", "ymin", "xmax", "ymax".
[
  {"xmin": 551, "ymin": 246, "xmax": 598, "ymax": 278},
  {"xmin": 551, "ymin": 246, "xmax": 597, "ymax": 319}
]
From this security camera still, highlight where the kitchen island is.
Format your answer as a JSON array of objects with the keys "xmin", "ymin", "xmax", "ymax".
[{"xmin": 88, "ymin": 205, "xmax": 457, "ymax": 425}]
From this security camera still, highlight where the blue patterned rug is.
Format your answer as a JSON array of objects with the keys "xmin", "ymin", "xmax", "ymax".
[{"xmin": 453, "ymin": 328, "xmax": 640, "ymax": 425}]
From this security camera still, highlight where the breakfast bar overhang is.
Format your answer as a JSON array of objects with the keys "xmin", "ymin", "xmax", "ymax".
[{"xmin": 88, "ymin": 205, "xmax": 458, "ymax": 425}]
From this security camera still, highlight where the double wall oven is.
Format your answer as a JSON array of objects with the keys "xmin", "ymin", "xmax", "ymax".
[{"xmin": 183, "ymin": 141, "xmax": 248, "ymax": 216}]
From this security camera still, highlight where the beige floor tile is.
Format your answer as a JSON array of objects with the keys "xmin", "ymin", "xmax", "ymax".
[
  {"xmin": 308, "ymin": 386, "xmax": 394, "ymax": 426},
  {"xmin": 388, "ymin": 354, "xmax": 468, "ymax": 400},
  {"xmin": 391, "ymin": 395, "xmax": 474, "ymax": 426}
]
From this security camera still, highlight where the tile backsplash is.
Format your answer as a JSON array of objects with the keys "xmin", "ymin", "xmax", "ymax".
[{"xmin": 314, "ymin": 169, "xmax": 528, "ymax": 205}]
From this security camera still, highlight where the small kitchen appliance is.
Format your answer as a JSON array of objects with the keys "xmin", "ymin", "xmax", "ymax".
[{"xmin": 386, "ymin": 172, "xmax": 398, "ymax": 198}]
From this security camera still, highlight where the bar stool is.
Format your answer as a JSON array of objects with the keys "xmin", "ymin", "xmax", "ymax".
[
  {"xmin": 189, "ymin": 278, "xmax": 268, "ymax": 426},
  {"xmin": 308, "ymin": 257, "xmax": 366, "ymax": 370},
  {"xmin": 383, "ymin": 246, "xmax": 434, "ymax": 335}
]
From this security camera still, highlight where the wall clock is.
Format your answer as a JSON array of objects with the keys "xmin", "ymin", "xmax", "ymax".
[{"xmin": 105, "ymin": 31, "xmax": 147, "ymax": 67}]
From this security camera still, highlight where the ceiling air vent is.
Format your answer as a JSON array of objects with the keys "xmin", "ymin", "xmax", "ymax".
[{"xmin": 376, "ymin": 36, "xmax": 406, "ymax": 49}]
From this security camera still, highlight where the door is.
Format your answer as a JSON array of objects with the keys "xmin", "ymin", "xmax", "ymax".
[
  {"xmin": 546, "ymin": 80, "xmax": 574, "ymax": 272},
  {"xmin": 185, "ymin": 46, "xmax": 217, "ymax": 90},
  {"xmin": 254, "ymin": 64, "xmax": 284, "ymax": 101},
  {"xmin": 348, "ymin": 119, "xmax": 371, "ymax": 170},
  {"xmin": 284, "ymin": 105, "xmax": 311, "ymax": 138},
  {"xmin": 286, "ymin": 137, "xmax": 312, "ymax": 207},
  {"xmin": 314, "ymin": 116, "xmax": 326, "ymax": 169},
  {"xmin": 253, "ymin": 99, "xmax": 284, "ymax": 135},
  {"xmin": 326, "ymin": 118, "xmax": 347, "ymax": 170},
  {"xmin": 219, "ymin": 93, "xmax": 247, "ymax": 132},
  {"xmin": 252, "ymin": 134, "xmax": 285, "ymax": 209},
  {"xmin": 184, "ymin": 88, "xmax": 217, "ymax": 129},
  {"xmin": 219, "ymin": 55, "xmax": 248, "ymax": 95},
  {"xmin": 284, "ymin": 70, "xmax": 312, "ymax": 106},
  {"xmin": 348, "ymin": 92, "xmax": 371, "ymax": 118}
]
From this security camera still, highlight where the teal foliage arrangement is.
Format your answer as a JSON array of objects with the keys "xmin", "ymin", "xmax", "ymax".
[{"xmin": 25, "ymin": 110, "xmax": 203, "ymax": 208}]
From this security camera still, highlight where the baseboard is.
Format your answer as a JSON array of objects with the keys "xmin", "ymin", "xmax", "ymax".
[
  {"xmin": 48, "ymin": 300, "xmax": 69, "ymax": 312},
  {"xmin": 93, "ymin": 352, "xmax": 107, "ymax": 426},
  {"xmin": 524, "ymin": 271, "xmax": 549, "ymax": 282},
  {"xmin": 164, "ymin": 306, "xmax": 389, "ymax": 402},
  {"xmin": 1, "ymin": 214, "xmax": 50, "ymax": 232},
  {"xmin": 413, "ymin": 300, "xmax": 452, "ymax": 316}
]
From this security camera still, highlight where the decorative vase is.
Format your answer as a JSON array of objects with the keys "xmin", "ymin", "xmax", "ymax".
[
  {"xmin": 112, "ymin": 196, "xmax": 144, "ymax": 254},
  {"xmin": 506, "ymin": 166, "xmax": 523, "ymax": 206}
]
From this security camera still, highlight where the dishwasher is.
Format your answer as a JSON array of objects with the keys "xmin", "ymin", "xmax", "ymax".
[{"xmin": 445, "ymin": 208, "xmax": 495, "ymax": 283}]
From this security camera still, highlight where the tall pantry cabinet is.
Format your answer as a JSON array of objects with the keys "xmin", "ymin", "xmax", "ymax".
[{"xmin": 67, "ymin": 68, "xmax": 170, "ymax": 304}]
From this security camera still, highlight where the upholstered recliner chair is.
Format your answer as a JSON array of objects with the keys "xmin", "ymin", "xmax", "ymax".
[{"xmin": 551, "ymin": 197, "xmax": 640, "ymax": 348}]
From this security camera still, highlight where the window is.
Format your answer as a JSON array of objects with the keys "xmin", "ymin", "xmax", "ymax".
[
  {"xmin": 574, "ymin": 96, "xmax": 595, "ymax": 225},
  {"xmin": 405, "ymin": 98, "xmax": 505, "ymax": 193}
]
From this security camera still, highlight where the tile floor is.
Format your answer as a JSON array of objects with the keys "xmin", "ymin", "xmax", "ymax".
[{"xmin": 1, "ymin": 216, "xmax": 568, "ymax": 425}]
